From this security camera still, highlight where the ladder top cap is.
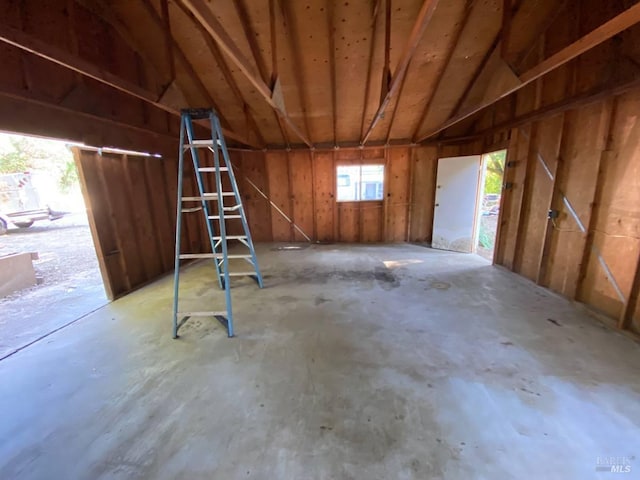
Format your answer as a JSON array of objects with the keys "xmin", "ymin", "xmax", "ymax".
[{"xmin": 181, "ymin": 107, "xmax": 217, "ymax": 119}]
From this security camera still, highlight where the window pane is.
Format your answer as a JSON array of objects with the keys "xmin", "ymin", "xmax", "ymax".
[
  {"xmin": 336, "ymin": 165, "xmax": 360, "ymax": 201},
  {"xmin": 360, "ymin": 165, "xmax": 384, "ymax": 200},
  {"xmin": 336, "ymin": 165, "xmax": 384, "ymax": 201}
]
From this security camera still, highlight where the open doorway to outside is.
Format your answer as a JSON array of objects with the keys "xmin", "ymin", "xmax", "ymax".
[
  {"xmin": 0, "ymin": 132, "xmax": 107, "ymax": 359},
  {"xmin": 476, "ymin": 150, "xmax": 506, "ymax": 261}
]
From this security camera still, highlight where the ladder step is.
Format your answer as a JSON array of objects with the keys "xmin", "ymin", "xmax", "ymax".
[
  {"xmin": 198, "ymin": 167, "xmax": 229, "ymax": 172},
  {"xmin": 182, "ymin": 193, "xmax": 218, "ymax": 202},
  {"xmin": 181, "ymin": 207, "xmax": 202, "ymax": 213},
  {"xmin": 177, "ymin": 311, "xmax": 227, "ymax": 317},
  {"xmin": 208, "ymin": 215, "xmax": 242, "ymax": 219},
  {"xmin": 179, "ymin": 253, "xmax": 218, "ymax": 259},
  {"xmin": 184, "ymin": 140, "xmax": 218, "ymax": 148},
  {"xmin": 212, "ymin": 235, "xmax": 247, "ymax": 240},
  {"xmin": 182, "ymin": 193, "xmax": 235, "ymax": 201},
  {"xmin": 223, "ymin": 205, "xmax": 242, "ymax": 211},
  {"xmin": 224, "ymin": 272, "xmax": 258, "ymax": 276},
  {"xmin": 179, "ymin": 253, "xmax": 252, "ymax": 260}
]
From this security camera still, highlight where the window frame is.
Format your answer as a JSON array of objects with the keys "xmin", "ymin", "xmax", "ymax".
[{"xmin": 335, "ymin": 163, "xmax": 385, "ymax": 203}]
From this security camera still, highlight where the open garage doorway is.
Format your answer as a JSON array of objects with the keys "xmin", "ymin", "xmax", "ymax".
[
  {"xmin": 0, "ymin": 132, "xmax": 106, "ymax": 359},
  {"xmin": 476, "ymin": 150, "xmax": 506, "ymax": 262}
]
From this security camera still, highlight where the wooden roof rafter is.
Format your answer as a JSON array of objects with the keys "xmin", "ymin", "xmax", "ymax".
[
  {"xmin": 268, "ymin": 0, "xmax": 290, "ymax": 147},
  {"xmin": 173, "ymin": 0, "xmax": 266, "ymax": 147},
  {"xmin": 181, "ymin": 0, "xmax": 313, "ymax": 148},
  {"xmin": 139, "ymin": 0, "xmax": 229, "ymax": 122},
  {"xmin": 359, "ymin": 1, "xmax": 383, "ymax": 141},
  {"xmin": 360, "ymin": 0, "xmax": 441, "ymax": 146},
  {"xmin": 0, "ymin": 21, "xmax": 254, "ymax": 146},
  {"xmin": 419, "ymin": 1, "xmax": 640, "ymax": 142},
  {"xmin": 410, "ymin": 0, "xmax": 475, "ymax": 142}
]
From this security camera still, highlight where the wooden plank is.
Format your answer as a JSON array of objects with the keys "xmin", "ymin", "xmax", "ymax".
[
  {"xmin": 361, "ymin": 0, "xmax": 441, "ymax": 144},
  {"xmin": 99, "ymin": 152, "xmax": 146, "ymax": 289},
  {"xmin": 144, "ymin": 155, "xmax": 175, "ymax": 272},
  {"xmin": 361, "ymin": 202, "xmax": 383, "ymax": 242},
  {"xmin": 535, "ymin": 113, "xmax": 567, "ymax": 286},
  {"xmin": 338, "ymin": 202, "xmax": 359, "ymax": 242},
  {"xmin": 289, "ymin": 151, "xmax": 314, "ymax": 242},
  {"xmin": 73, "ymin": 149, "xmax": 116, "ymax": 299},
  {"xmin": 512, "ymin": 124, "xmax": 538, "ymax": 275},
  {"xmin": 121, "ymin": 154, "xmax": 163, "ymax": 280},
  {"xmin": 265, "ymin": 151, "xmax": 292, "ymax": 241},
  {"xmin": 408, "ymin": 146, "xmax": 438, "ymax": 242},
  {"xmin": 239, "ymin": 151, "xmax": 273, "ymax": 241},
  {"xmin": 313, "ymin": 151, "xmax": 335, "ymax": 242},
  {"xmin": 493, "ymin": 129, "xmax": 519, "ymax": 266},
  {"xmin": 385, "ymin": 148, "xmax": 411, "ymax": 242}
]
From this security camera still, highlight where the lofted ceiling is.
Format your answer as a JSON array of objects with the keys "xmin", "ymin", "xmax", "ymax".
[
  {"xmin": 101, "ymin": 0, "xmax": 543, "ymax": 147},
  {"xmin": 0, "ymin": 0, "xmax": 637, "ymax": 150}
]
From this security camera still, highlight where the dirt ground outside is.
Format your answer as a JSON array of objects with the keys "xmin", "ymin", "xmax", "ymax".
[
  {"xmin": 477, "ymin": 214, "xmax": 498, "ymax": 262},
  {"xmin": 0, "ymin": 212, "xmax": 107, "ymax": 359}
]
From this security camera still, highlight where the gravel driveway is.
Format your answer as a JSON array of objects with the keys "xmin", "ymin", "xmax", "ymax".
[{"xmin": 0, "ymin": 212, "xmax": 108, "ymax": 359}]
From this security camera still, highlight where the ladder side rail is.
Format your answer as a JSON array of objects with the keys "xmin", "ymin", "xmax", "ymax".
[
  {"xmin": 183, "ymin": 114, "xmax": 224, "ymax": 288},
  {"xmin": 172, "ymin": 117, "xmax": 187, "ymax": 339},
  {"xmin": 212, "ymin": 114, "xmax": 264, "ymax": 288},
  {"xmin": 210, "ymin": 112, "xmax": 235, "ymax": 337}
]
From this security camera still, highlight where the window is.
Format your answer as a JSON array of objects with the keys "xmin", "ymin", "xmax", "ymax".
[{"xmin": 336, "ymin": 164, "xmax": 384, "ymax": 201}]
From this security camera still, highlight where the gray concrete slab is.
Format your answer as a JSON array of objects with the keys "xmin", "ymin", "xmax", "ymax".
[{"xmin": 1, "ymin": 243, "xmax": 639, "ymax": 479}]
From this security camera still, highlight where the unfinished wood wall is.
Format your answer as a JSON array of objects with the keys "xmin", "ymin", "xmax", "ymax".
[
  {"xmin": 229, "ymin": 145, "xmax": 458, "ymax": 244},
  {"xmin": 494, "ymin": 87, "xmax": 640, "ymax": 335},
  {"xmin": 75, "ymin": 148, "xmax": 188, "ymax": 299}
]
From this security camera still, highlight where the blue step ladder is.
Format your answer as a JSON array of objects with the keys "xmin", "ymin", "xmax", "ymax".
[{"xmin": 172, "ymin": 108, "xmax": 263, "ymax": 338}]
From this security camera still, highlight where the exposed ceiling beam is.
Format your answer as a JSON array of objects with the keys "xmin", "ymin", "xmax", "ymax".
[
  {"xmin": 418, "ymin": 1, "xmax": 640, "ymax": 142},
  {"xmin": 327, "ymin": 0, "xmax": 337, "ymax": 144},
  {"xmin": 411, "ymin": 0, "xmax": 474, "ymax": 141},
  {"xmin": 438, "ymin": 75, "xmax": 640, "ymax": 144},
  {"xmin": 0, "ymin": 19, "xmax": 253, "ymax": 146},
  {"xmin": 159, "ymin": 0, "xmax": 176, "ymax": 81},
  {"xmin": 139, "ymin": 0, "xmax": 238, "ymax": 139},
  {"xmin": 359, "ymin": 2, "xmax": 382, "ymax": 142},
  {"xmin": 181, "ymin": 0, "xmax": 313, "ymax": 148},
  {"xmin": 278, "ymin": 0, "xmax": 313, "ymax": 144},
  {"xmin": 233, "ymin": 0, "xmax": 270, "ymax": 85},
  {"xmin": 268, "ymin": 0, "xmax": 290, "ymax": 146},
  {"xmin": 360, "ymin": 0, "xmax": 441, "ymax": 145},
  {"xmin": 173, "ymin": 0, "xmax": 265, "ymax": 146}
]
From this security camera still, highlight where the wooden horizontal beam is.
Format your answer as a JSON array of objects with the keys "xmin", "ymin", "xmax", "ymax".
[
  {"xmin": 180, "ymin": 0, "xmax": 313, "ymax": 148},
  {"xmin": 361, "ymin": 0, "xmax": 441, "ymax": 145},
  {"xmin": 0, "ymin": 22, "xmax": 252, "ymax": 146},
  {"xmin": 418, "ymin": 2, "xmax": 640, "ymax": 141},
  {"xmin": 0, "ymin": 87, "xmax": 178, "ymax": 152},
  {"xmin": 439, "ymin": 75, "xmax": 640, "ymax": 144}
]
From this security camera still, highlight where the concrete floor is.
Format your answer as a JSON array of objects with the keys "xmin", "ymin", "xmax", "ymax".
[{"xmin": 1, "ymin": 244, "xmax": 639, "ymax": 479}]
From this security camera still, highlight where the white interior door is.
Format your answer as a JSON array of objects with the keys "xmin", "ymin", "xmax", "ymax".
[{"xmin": 432, "ymin": 155, "xmax": 482, "ymax": 253}]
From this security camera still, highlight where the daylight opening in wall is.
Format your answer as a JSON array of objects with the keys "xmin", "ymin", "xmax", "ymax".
[
  {"xmin": 336, "ymin": 164, "xmax": 384, "ymax": 201},
  {"xmin": 0, "ymin": 132, "xmax": 106, "ymax": 358},
  {"xmin": 476, "ymin": 150, "xmax": 506, "ymax": 261}
]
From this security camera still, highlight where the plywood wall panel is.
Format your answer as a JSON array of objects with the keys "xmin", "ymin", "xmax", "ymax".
[
  {"xmin": 360, "ymin": 203, "xmax": 383, "ymax": 242},
  {"xmin": 144, "ymin": 156, "xmax": 175, "ymax": 272},
  {"xmin": 289, "ymin": 151, "xmax": 315, "ymax": 241},
  {"xmin": 265, "ymin": 151, "xmax": 293, "ymax": 241},
  {"xmin": 313, "ymin": 151, "xmax": 336, "ymax": 242},
  {"xmin": 408, "ymin": 146, "xmax": 437, "ymax": 242},
  {"xmin": 237, "ymin": 151, "xmax": 272, "ymax": 241},
  {"xmin": 385, "ymin": 148, "xmax": 411, "ymax": 242},
  {"xmin": 546, "ymin": 107, "xmax": 602, "ymax": 298},
  {"xmin": 338, "ymin": 203, "xmax": 360, "ymax": 242}
]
